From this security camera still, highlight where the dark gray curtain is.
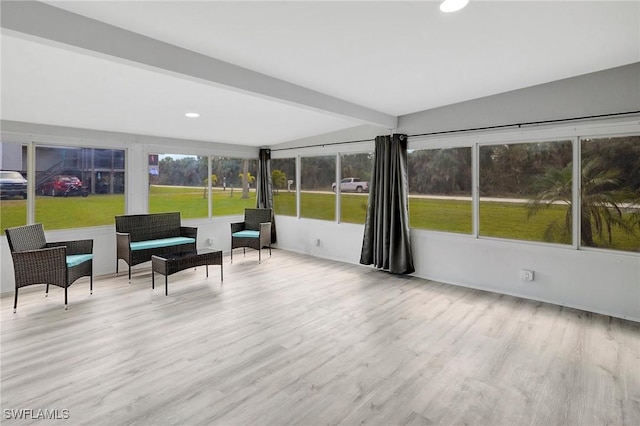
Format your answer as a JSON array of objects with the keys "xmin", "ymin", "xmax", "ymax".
[
  {"xmin": 256, "ymin": 148, "xmax": 277, "ymax": 243},
  {"xmin": 360, "ymin": 134, "xmax": 415, "ymax": 274}
]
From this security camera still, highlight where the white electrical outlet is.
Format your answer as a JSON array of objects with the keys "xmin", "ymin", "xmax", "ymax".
[
  {"xmin": 207, "ymin": 238, "xmax": 214, "ymax": 246},
  {"xmin": 313, "ymin": 238, "xmax": 320, "ymax": 246},
  {"xmin": 520, "ymin": 269, "xmax": 534, "ymax": 281}
]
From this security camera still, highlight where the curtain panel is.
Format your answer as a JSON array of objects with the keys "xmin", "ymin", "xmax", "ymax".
[
  {"xmin": 360, "ymin": 134, "xmax": 415, "ymax": 274},
  {"xmin": 256, "ymin": 148, "xmax": 277, "ymax": 243}
]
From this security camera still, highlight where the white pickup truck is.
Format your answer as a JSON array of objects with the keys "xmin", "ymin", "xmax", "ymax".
[{"xmin": 332, "ymin": 177, "xmax": 369, "ymax": 193}]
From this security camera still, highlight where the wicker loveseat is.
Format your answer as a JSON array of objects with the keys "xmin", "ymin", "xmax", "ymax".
[
  {"xmin": 5, "ymin": 223, "xmax": 93, "ymax": 312},
  {"xmin": 115, "ymin": 212, "xmax": 197, "ymax": 280},
  {"xmin": 231, "ymin": 208, "xmax": 272, "ymax": 263}
]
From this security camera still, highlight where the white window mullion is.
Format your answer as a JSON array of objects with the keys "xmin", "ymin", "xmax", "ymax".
[
  {"xmin": 295, "ymin": 155, "xmax": 301, "ymax": 219},
  {"xmin": 27, "ymin": 142, "xmax": 35, "ymax": 224},
  {"xmin": 207, "ymin": 155, "xmax": 212, "ymax": 219},
  {"xmin": 336, "ymin": 153, "xmax": 341, "ymax": 223},
  {"xmin": 573, "ymin": 137, "xmax": 581, "ymax": 250},
  {"xmin": 472, "ymin": 142, "xmax": 479, "ymax": 238}
]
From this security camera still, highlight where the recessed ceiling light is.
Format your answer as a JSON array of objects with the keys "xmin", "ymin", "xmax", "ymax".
[
  {"xmin": 440, "ymin": 0, "xmax": 469, "ymax": 13},
  {"xmin": 185, "ymin": 112, "xmax": 200, "ymax": 118}
]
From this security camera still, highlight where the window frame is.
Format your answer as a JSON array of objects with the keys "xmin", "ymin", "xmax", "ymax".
[
  {"xmin": 576, "ymin": 132, "xmax": 640, "ymax": 255},
  {"xmin": 476, "ymin": 136, "xmax": 575, "ymax": 247},
  {"xmin": 299, "ymin": 154, "xmax": 337, "ymax": 222},
  {"xmin": 1, "ymin": 137, "xmax": 130, "ymax": 231},
  {"xmin": 338, "ymin": 151, "xmax": 373, "ymax": 225},
  {"xmin": 0, "ymin": 141, "xmax": 30, "ymax": 232},
  {"xmin": 147, "ymin": 152, "xmax": 259, "ymax": 220},
  {"xmin": 270, "ymin": 157, "xmax": 297, "ymax": 218},
  {"xmin": 407, "ymin": 144, "xmax": 473, "ymax": 234},
  {"xmin": 409, "ymin": 120, "xmax": 639, "ymax": 256}
]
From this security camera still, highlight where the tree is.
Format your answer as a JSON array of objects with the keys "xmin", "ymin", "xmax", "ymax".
[
  {"xmin": 239, "ymin": 160, "xmax": 255, "ymax": 199},
  {"xmin": 202, "ymin": 174, "xmax": 218, "ymax": 198},
  {"xmin": 157, "ymin": 155, "xmax": 207, "ymax": 186},
  {"xmin": 271, "ymin": 169, "xmax": 287, "ymax": 193},
  {"xmin": 528, "ymin": 159, "xmax": 637, "ymax": 247},
  {"xmin": 203, "ymin": 174, "xmax": 218, "ymax": 187}
]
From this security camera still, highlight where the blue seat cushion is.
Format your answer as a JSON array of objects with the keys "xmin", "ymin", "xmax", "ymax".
[
  {"xmin": 130, "ymin": 237, "xmax": 195, "ymax": 251},
  {"xmin": 232, "ymin": 230, "xmax": 260, "ymax": 238},
  {"xmin": 66, "ymin": 254, "xmax": 93, "ymax": 267}
]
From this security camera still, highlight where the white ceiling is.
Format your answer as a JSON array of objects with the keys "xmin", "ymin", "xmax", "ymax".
[{"xmin": 2, "ymin": 1, "xmax": 639, "ymax": 147}]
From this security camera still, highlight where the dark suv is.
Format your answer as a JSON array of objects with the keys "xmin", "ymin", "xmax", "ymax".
[
  {"xmin": 41, "ymin": 175, "xmax": 88, "ymax": 197},
  {"xmin": 0, "ymin": 171, "xmax": 28, "ymax": 199}
]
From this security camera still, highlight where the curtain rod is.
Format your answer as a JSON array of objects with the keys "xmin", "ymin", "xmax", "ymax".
[
  {"xmin": 409, "ymin": 110, "xmax": 639, "ymax": 139},
  {"xmin": 271, "ymin": 110, "xmax": 639, "ymax": 152},
  {"xmin": 271, "ymin": 138, "xmax": 375, "ymax": 152}
]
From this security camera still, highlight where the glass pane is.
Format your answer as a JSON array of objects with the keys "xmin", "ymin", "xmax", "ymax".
[
  {"xmin": 301, "ymin": 156, "xmax": 335, "ymax": 221},
  {"xmin": 149, "ymin": 154, "xmax": 209, "ymax": 218},
  {"xmin": 35, "ymin": 146, "xmax": 125, "ymax": 230},
  {"xmin": 408, "ymin": 147, "xmax": 472, "ymax": 233},
  {"xmin": 340, "ymin": 153, "xmax": 372, "ymax": 224},
  {"xmin": 581, "ymin": 135, "xmax": 640, "ymax": 252},
  {"xmin": 479, "ymin": 140, "xmax": 573, "ymax": 243},
  {"xmin": 210, "ymin": 157, "xmax": 257, "ymax": 216},
  {"xmin": 0, "ymin": 143, "xmax": 28, "ymax": 234},
  {"xmin": 271, "ymin": 158, "xmax": 296, "ymax": 216}
]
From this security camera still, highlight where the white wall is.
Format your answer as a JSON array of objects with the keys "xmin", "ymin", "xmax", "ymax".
[
  {"xmin": 275, "ymin": 217, "xmax": 640, "ymax": 322},
  {"xmin": 274, "ymin": 215, "xmax": 365, "ymax": 264},
  {"xmin": 411, "ymin": 231, "xmax": 640, "ymax": 321},
  {"xmin": 398, "ymin": 62, "xmax": 640, "ymax": 135},
  {"xmin": 270, "ymin": 64, "xmax": 640, "ymax": 322}
]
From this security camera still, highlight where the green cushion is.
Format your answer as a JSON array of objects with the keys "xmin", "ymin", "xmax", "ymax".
[
  {"xmin": 66, "ymin": 254, "xmax": 93, "ymax": 267},
  {"xmin": 232, "ymin": 230, "xmax": 260, "ymax": 238},
  {"xmin": 130, "ymin": 237, "xmax": 195, "ymax": 251}
]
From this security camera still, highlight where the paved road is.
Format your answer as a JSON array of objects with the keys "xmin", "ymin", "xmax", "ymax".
[{"xmin": 151, "ymin": 185, "xmax": 639, "ymax": 208}]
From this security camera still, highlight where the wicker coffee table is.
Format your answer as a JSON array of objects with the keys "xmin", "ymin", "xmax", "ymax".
[{"xmin": 151, "ymin": 249, "xmax": 223, "ymax": 295}]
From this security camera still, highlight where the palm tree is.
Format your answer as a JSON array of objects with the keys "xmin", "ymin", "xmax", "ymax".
[{"xmin": 528, "ymin": 159, "xmax": 637, "ymax": 247}]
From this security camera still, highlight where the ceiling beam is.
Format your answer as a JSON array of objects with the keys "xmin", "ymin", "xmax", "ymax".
[{"xmin": 1, "ymin": 1, "xmax": 397, "ymax": 129}]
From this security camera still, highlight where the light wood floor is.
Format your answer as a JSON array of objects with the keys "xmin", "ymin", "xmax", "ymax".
[{"xmin": 1, "ymin": 249, "xmax": 639, "ymax": 426}]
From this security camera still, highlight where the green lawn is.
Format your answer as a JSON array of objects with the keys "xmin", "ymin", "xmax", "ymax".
[
  {"xmin": 149, "ymin": 186, "xmax": 256, "ymax": 218},
  {"xmin": 273, "ymin": 191, "xmax": 296, "ymax": 217},
  {"xmin": 2, "ymin": 188, "xmax": 638, "ymax": 252},
  {"xmin": 300, "ymin": 193, "xmax": 336, "ymax": 221},
  {"xmin": 274, "ymin": 192, "xmax": 369, "ymax": 224},
  {"xmin": 479, "ymin": 202, "xmax": 567, "ymax": 242},
  {"xmin": 0, "ymin": 199, "xmax": 27, "ymax": 231},
  {"xmin": 1, "ymin": 195, "xmax": 125, "ymax": 232},
  {"xmin": 409, "ymin": 198, "xmax": 472, "ymax": 234}
]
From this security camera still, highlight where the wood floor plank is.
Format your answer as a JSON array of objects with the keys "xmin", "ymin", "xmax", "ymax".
[{"xmin": 1, "ymin": 249, "xmax": 638, "ymax": 425}]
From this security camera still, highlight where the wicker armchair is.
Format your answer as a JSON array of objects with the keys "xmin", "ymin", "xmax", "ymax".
[
  {"xmin": 231, "ymin": 208, "xmax": 272, "ymax": 263},
  {"xmin": 5, "ymin": 223, "xmax": 93, "ymax": 312}
]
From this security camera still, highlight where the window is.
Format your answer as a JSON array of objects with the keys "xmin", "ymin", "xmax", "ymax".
[
  {"xmin": 408, "ymin": 147, "xmax": 472, "ymax": 233},
  {"xmin": 0, "ymin": 142, "xmax": 28, "ymax": 234},
  {"xmin": 580, "ymin": 135, "xmax": 639, "ymax": 252},
  {"xmin": 149, "ymin": 153, "xmax": 208, "ymax": 218},
  {"xmin": 300, "ymin": 156, "xmax": 335, "ymax": 221},
  {"xmin": 479, "ymin": 140, "xmax": 573, "ymax": 243},
  {"xmin": 92, "ymin": 149, "xmax": 125, "ymax": 194},
  {"xmin": 35, "ymin": 145, "xmax": 126, "ymax": 230},
  {"xmin": 210, "ymin": 157, "xmax": 257, "ymax": 216},
  {"xmin": 340, "ymin": 153, "xmax": 373, "ymax": 224},
  {"xmin": 271, "ymin": 158, "xmax": 296, "ymax": 216}
]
